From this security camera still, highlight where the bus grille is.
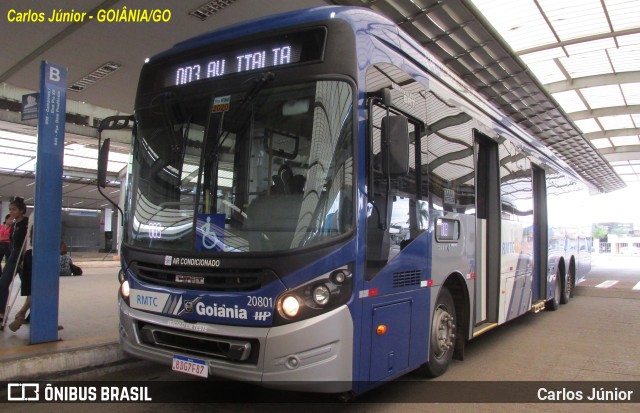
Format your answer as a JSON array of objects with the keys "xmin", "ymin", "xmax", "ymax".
[
  {"xmin": 393, "ymin": 270, "xmax": 421, "ymax": 288},
  {"xmin": 137, "ymin": 321, "xmax": 259, "ymax": 364},
  {"xmin": 131, "ymin": 261, "xmax": 275, "ymax": 292}
]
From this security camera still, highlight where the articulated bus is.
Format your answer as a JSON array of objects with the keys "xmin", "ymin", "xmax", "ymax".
[{"xmin": 98, "ymin": 6, "xmax": 591, "ymax": 397}]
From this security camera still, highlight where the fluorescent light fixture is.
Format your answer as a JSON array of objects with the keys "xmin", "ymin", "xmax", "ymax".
[
  {"xmin": 189, "ymin": 0, "xmax": 237, "ymax": 20},
  {"xmin": 62, "ymin": 207, "xmax": 100, "ymax": 213},
  {"xmin": 68, "ymin": 62, "xmax": 122, "ymax": 91}
]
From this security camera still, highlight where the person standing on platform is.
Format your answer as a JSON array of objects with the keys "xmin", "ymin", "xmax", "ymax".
[
  {"xmin": 0, "ymin": 214, "xmax": 12, "ymax": 272},
  {"xmin": 0, "ymin": 197, "xmax": 28, "ymax": 330},
  {"xmin": 6, "ymin": 211, "xmax": 64, "ymax": 332},
  {"xmin": 8, "ymin": 217, "xmax": 34, "ymax": 332}
]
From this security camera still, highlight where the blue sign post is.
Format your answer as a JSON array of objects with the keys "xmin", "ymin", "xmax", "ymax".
[{"xmin": 30, "ymin": 61, "xmax": 67, "ymax": 344}]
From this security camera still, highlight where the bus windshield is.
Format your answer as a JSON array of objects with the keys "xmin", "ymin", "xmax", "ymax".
[{"xmin": 127, "ymin": 79, "xmax": 354, "ymax": 253}]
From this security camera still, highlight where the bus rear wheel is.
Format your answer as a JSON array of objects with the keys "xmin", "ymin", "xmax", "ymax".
[
  {"xmin": 561, "ymin": 272, "xmax": 572, "ymax": 304},
  {"xmin": 419, "ymin": 288, "xmax": 456, "ymax": 377}
]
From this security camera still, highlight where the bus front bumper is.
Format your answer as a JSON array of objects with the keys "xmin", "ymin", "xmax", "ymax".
[{"xmin": 119, "ymin": 298, "xmax": 353, "ymax": 393}]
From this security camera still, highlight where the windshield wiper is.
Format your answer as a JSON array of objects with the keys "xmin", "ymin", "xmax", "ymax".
[{"xmin": 213, "ymin": 71, "xmax": 275, "ymax": 154}]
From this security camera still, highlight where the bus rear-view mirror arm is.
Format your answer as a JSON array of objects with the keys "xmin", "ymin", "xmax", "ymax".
[{"xmin": 97, "ymin": 115, "xmax": 134, "ymax": 225}]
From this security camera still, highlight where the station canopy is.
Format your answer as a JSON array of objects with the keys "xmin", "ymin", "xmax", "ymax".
[
  {"xmin": 334, "ymin": 0, "xmax": 639, "ymax": 193},
  {"xmin": 0, "ymin": 0, "xmax": 637, "ymax": 209}
]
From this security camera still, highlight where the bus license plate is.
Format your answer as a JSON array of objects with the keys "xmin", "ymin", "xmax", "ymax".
[{"xmin": 172, "ymin": 355, "xmax": 208, "ymax": 378}]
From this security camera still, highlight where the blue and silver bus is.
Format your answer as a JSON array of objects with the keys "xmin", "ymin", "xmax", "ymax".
[{"xmin": 98, "ymin": 6, "xmax": 591, "ymax": 397}]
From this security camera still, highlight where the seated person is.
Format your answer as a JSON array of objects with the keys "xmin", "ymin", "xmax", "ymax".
[{"xmin": 60, "ymin": 241, "xmax": 82, "ymax": 276}]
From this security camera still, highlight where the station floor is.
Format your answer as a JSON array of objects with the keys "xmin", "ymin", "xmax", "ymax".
[
  {"xmin": 0, "ymin": 254, "xmax": 638, "ymax": 383},
  {"xmin": 0, "ymin": 252, "xmax": 123, "ymax": 381}
]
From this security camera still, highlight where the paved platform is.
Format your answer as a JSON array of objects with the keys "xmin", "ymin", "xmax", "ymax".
[
  {"xmin": 0, "ymin": 253, "xmax": 637, "ymax": 382},
  {"xmin": 0, "ymin": 253, "xmax": 124, "ymax": 381}
]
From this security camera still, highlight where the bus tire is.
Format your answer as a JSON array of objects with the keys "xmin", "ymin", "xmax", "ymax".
[
  {"xmin": 547, "ymin": 273, "xmax": 561, "ymax": 311},
  {"xmin": 419, "ymin": 288, "xmax": 456, "ymax": 377},
  {"xmin": 560, "ymin": 271, "xmax": 571, "ymax": 304},
  {"xmin": 569, "ymin": 260, "xmax": 576, "ymax": 298}
]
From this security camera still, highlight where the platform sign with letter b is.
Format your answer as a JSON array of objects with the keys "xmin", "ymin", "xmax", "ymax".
[{"xmin": 31, "ymin": 61, "xmax": 68, "ymax": 344}]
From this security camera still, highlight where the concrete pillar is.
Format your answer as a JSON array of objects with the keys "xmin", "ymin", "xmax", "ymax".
[
  {"xmin": 104, "ymin": 207, "xmax": 113, "ymax": 252},
  {"xmin": 0, "ymin": 201, "xmax": 9, "ymax": 222}
]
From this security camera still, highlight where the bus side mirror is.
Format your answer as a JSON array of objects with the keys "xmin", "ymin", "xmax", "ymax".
[
  {"xmin": 98, "ymin": 115, "xmax": 133, "ymax": 133},
  {"xmin": 96, "ymin": 115, "xmax": 133, "ymax": 225},
  {"xmin": 97, "ymin": 115, "xmax": 134, "ymax": 188},
  {"xmin": 97, "ymin": 138, "xmax": 111, "ymax": 188},
  {"xmin": 381, "ymin": 115, "xmax": 409, "ymax": 176}
]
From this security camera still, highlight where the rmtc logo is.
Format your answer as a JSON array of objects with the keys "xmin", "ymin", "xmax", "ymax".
[
  {"xmin": 136, "ymin": 295, "xmax": 158, "ymax": 307},
  {"xmin": 129, "ymin": 289, "xmax": 170, "ymax": 313}
]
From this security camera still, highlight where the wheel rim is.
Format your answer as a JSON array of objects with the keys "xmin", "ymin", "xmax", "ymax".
[
  {"xmin": 431, "ymin": 304, "xmax": 456, "ymax": 360},
  {"xmin": 566, "ymin": 273, "xmax": 573, "ymax": 297}
]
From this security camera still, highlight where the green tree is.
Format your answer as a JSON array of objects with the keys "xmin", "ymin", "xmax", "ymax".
[{"xmin": 592, "ymin": 225, "xmax": 608, "ymax": 240}]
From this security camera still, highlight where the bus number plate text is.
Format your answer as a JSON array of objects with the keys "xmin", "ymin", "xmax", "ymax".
[{"xmin": 172, "ymin": 355, "xmax": 208, "ymax": 378}]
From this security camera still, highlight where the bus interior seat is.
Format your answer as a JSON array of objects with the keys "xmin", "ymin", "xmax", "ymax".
[
  {"xmin": 246, "ymin": 165, "xmax": 304, "ymax": 250},
  {"xmin": 272, "ymin": 164, "xmax": 293, "ymax": 194},
  {"xmin": 272, "ymin": 164, "xmax": 305, "ymax": 194}
]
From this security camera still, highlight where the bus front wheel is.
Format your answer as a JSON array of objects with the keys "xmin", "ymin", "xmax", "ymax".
[{"xmin": 419, "ymin": 288, "xmax": 456, "ymax": 377}]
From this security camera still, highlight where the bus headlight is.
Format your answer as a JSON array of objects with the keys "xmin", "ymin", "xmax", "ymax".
[
  {"xmin": 119, "ymin": 269, "xmax": 130, "ymax": 305},
  {"xmin": 280, "ymin": 295, "xmax": 300, "ymax": 317},
  {"xmin": 274, "ymin": 265, "xmax": 353, "ymax": 325},
  {"xmin": 120, "ymin": 280, "xmax": 130, "ymax": 300},
  {"xmin": 312, "ymin": 284, "xmax": 331, "ymax": 306}
]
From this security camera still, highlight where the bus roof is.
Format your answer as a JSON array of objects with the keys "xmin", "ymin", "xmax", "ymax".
[{"xmin": 151, "ymin": 6, "xmax": 373, "ymax": 62}]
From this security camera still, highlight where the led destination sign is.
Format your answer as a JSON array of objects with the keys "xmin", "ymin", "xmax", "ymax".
[
  {"xmin": 170, "ymin": 44, "xmax": 298, "ymax": 86},
  {"xmin": 160, "ymin": 29, "xmax": 325, "ymax": 87}
]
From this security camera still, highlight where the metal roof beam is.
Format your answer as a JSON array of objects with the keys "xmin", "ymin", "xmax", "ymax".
[
  {"xmin": 585, "ymin": 129, "xmax": 640, "ymax": 141},
  {"xmin": 603, "ymin": 150, "xmax": 640, "ymax": 162},
  {"xmin": 516, "ymin": 26, "xmax": 640, "ymax": 56},
  {"xmin": 599, "ymin": 145, "xmax": 640, "ymax": 155},
  {"xmin": 545, "ymin": 72, "xmax": 640, "ymax": 94},
  {"xmin": 570, "ymin": 105, "xmax": 640, "ymax": 121}
]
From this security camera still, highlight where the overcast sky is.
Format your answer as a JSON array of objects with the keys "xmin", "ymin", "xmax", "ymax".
[{"xmin": 588, "ymin": 182, "xmax": 640, "ymax": 226}]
